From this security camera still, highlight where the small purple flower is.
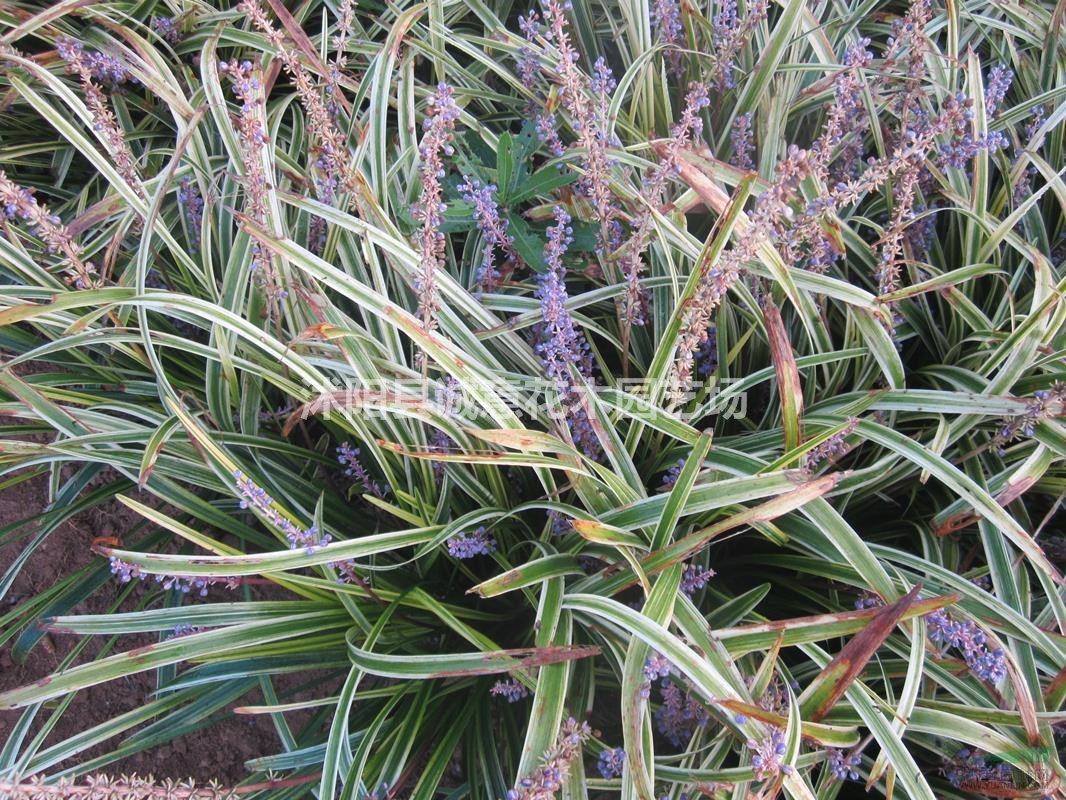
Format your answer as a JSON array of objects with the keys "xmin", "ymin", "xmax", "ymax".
[
  {"xmin": 109, "ymin": 557, "xmax": 143, "ymax": 583},
  {"xmin": 926, "ymin": 610, "xmax": 1007, "ymax": 683},
  {"xmin": 854, "ymin": 593, "xmax": 884, "ymax": 610},
  {"xmin": 590, "ymin": 56, "xmax": 616, "ymax": 98},
  {"xmin": 803, "ymin": 419, "xmax": 858, "ymax": 471},
  {"xmin": 336, "ymin": 443, "xmax": 388, "ymax": 497},
  {"xmin": 167, "ymin": 624, "xmax": 204, "ymax": 639},
  {"xmin": 108, "ymin": 557, "xmax": 237, "ymax": 597},
  {"xmin": 747, "ymin": 727, "xmax": 793, "ymax": 781},
  {"xmin": 0, "ymin": 171, "xmax": 97, "ymax": 288},
  {"xmin": 994, "ymin": 382, "xmax": 1065, "ymax": 453},
  {"xmin": 548, "ymin": 510, "xmax": 573, "ymax": 536},
  {"xmin": 151, "ymin": 16, "xmax": 182, "ymax": 44},
  {"xmin": 177, "ymin": 177, "xmax": 204, "ymax": 250},
  {"xmin": 826, "ymin": 748, "xmax": 861, "ymax": 781},
  {"xmin": 491, "ymin": 678, "xmax": 529, "ymax": 702},
  {"xmin": 654, "ymin": 678, "xmax": 710, "ymax": 747},
  {"xmin": 536, "ymin": 208, "xmax": 587, "ymax": 378},
  {"xmin": 597, "ymin": 747, "xmax": 625, "ymax": 779},
  {"xmin": 56, "ymin": 37, "xmax": 134, "ymax": 86},
  {"xmin": 643, "ymin": 652, "xmax": 672, "ymax": 682},
  {"xmin": 943, "ymin": 748, "xmax": 1011, "ymax": 790},
  {"xmin": 984, "ymin": 64, "xmax": 1012, "ymax": 117},
  {"xmin": 446, "ymin": 526, "xmax": 497, "ymax": 559},
  {"xmin": 235, "ymin": 469, "xmax": 331, "ymax": 554},
  {"xmin": 696, "ymin": 325, "xmax": 718, "ymax": 377},
  {"xmin": 730, "ymin": 113, "xmax": 755, "ymax": 171},
  {"xmin": 55, "ymin": 38, "xmax": 143, "ymax": 197},
  {"xmin": 458, "ymin": 177, "xmax": 513, "ymax": 291},
  {"xmin": 516, "ymin": 46, "xmax": 541, "ymax": 91},
  {"xmin": 535, "ymin": 112, "xmax": 566, "ymax": 157},
  {"xmin": 710, "ymin": 0, "xmax": 768, "ymax": 90},
  {"xmin": 661, "ymin": 458, "xmax": 685, "ymax": 490},
  {"xmin": 519, "ymin": 11, "xmax": 541, "ymax": 40},
  {"xmin": 680, "ymin": 563, "xmax": 715, "ymax": 596}
]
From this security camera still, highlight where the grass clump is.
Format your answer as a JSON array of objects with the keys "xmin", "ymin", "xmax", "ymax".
[{"xmin": 0, "ymin": 0, "xmax": 1063, "ymax": 797}]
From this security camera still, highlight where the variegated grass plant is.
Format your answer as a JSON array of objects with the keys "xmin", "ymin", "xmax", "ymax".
[{"xmin": 0, "ymin": 0, "xmax": 1064, "ymax": 798}]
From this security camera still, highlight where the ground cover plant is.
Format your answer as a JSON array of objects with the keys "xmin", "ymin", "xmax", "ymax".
[{"xmin": 0, "ymin": 0, "xmax": 1064, "ymax": 797}]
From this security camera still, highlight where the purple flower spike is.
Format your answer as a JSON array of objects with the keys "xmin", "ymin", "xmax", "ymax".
[
  {"xmin": 926, "ymin": 610, "xmax": 1007, "ymax": 683},
  {"xmin": 984, "ymin": 64, "xmax": 1013, "ymax": 117},
  {"xmin": 535, "ymin": 207, "xmax": 591, "ymax": 381},
  {"xmin": 507, "ymin": 717, "xmax": 591, "ymax": 800},
  {"xmin": 654, "ymin": 678, "xmax": 710, "ymax": 747},
  {"xmin": 943, "ymin": 748, "xmax": 1011, "ymax": 790},
  {"xmin": 151, "ymin": 16, "xmax": 182, "ymax": 44},
  {"xmin": 413, "ymin": 83, "xmax": 462, "ymax": 352},
  {"xmin": 661, "ymin": 458, "xmax": 685, "ymax": 490},
  {"xmin": 177, "ymin": 177, "xmax": 204, "ymax": 251},
  {"xmin": 652, "ymin": 0, "xmax": 684, "ymax": 74},
  {"xmin": 234, "ymin": 469, "xmax": 330, "ymax": 553},
  {"xmin": 731, "ymin": 113, "xmax": 756, "ymax": 171},
  {"xmin": 680, "ymin": 563, "xmax": 715, "ymax": 596},
  {"xmin": 491, "ymin": 678, "xmax": 529, "ymax": 703},
  {"xmin": 337, "ymin": 443, "xmax": 388, "ymax": 497},
  {"xmin": 458, "ymin": 177, "xmax": 514, "ymax": 291}
]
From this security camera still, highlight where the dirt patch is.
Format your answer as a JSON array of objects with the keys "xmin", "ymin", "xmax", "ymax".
[{"xmin": 0, "ymin": 466, "xmax": 290, "ymax": 786}]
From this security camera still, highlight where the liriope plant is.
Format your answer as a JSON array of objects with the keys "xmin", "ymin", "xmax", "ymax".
[{"xmin": 0, "ymin": 0, "xmax": 1063, "ymax": 798}]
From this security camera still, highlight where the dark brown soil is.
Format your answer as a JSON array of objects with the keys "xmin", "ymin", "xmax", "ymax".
[{"xmin": 0, "ymin": 467, "xmax": 289, "ymax": 787}]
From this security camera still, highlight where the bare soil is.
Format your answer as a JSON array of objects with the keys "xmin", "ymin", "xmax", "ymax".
[{"xmin": 0, "ymin": 467, "xmax": 289, "ymax": 786}]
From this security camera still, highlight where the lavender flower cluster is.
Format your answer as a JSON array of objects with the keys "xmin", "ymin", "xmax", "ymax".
[
  {"xmin": 926, "ymin": 610, "xmax": 1007, "ymax": 683},
  {"xmin": 730, "ymin": 113, "xmax": 756, "ymax": 171},
  {"xmin": 652, "ymin": 0, "xmax": 683, "ymax": 75},
  {"xmin": 531, "ymin": 2, "xmax": 620, "ymax": 258},
  {"xmin": 802, "ymin": 419, "xmax": 858, "ymax": 472},
  {"xmin": 445, "ymin": 526, "xmax": 497, "ymax": 559},
  {"xmin": 218, "ymin": 59, "xmax": 281, "ymax": 296},
  {"xmin": 654, "ymin": 678, "xmax": 710, "ymax": 747},
  {"xmin": 943, "ymin": 748, "xmax": 1012, "ymax": 790},
  {"xmin": 660, "ymin": 458, "xmax": 685, "ymax": 490},
  {"xmin": 150, "ymin": 16, "xmax": 182, "ymax": 44},
  {"xmin": 234, "ymin": 469, "xmax": 330, "ymax": 553},
  {"xmin": 826, "ymin": 747, "xmax": 862, "ymax": 781},
  {"xmin": 596, "ymin": 747, "xmax": 625, "ymax": 779},
  {"xmin": 55, "ymin": 38, "xmax": 134, "ymax": 86},
  {"xmin": 680, "ymin": 563, "xmax": 715, "ymax": 596},
  {"xmin": 490, "ymin": 678, "xmax": 529, "ymax": 702},
  {"xmin": 747, "ymin": 727, "xmax": 793, "ymax": 781},
  {"xmin": 428, "ymin": 378, "xmax": 461, "ymax": 483},
  {"xmin": 617, "ymin": 83, "xmax": 710, "ymax": 335},
  {"xmin": 506, "ymin": 717, "xmax": 591, "ymax": 800},
  {"xmin": 241, "ymin": 0, "xmax": 355, "ymax": 204},
  {"xmin": 994, "ymin": 383, "xmax": 1065, "ymax": 454},
  {"xmin": 711, "ymin": 0, "xmax": 769, "ymax": 90},
  {"xmin": 56, "ymin": 37, "xmax": 143, "ymax": 197}
]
